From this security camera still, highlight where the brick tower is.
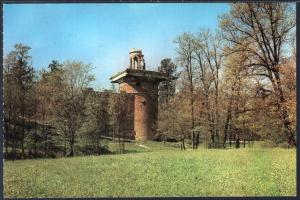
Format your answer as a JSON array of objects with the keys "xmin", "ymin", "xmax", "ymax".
[{"xmin": 110, "ymin": 49, "xmax": 166, "ymax": 140}]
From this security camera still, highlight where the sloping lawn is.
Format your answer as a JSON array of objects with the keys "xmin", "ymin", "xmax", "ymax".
[{"xmin": 4, "ymin": 143, "xmax": 296, "ymax": 198}]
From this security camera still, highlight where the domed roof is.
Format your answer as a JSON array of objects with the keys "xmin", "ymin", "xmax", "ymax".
[{"xmin": 130, "ymin": 48, "xmax": 142, "ymax": 53}]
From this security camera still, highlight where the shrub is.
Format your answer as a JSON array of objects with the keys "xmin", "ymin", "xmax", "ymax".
[
  {"xmin": 277, "ymin": 142, "xmax": 290, "ymax": 149},
  {"xmin": 261, "ymin": 140, "xmax": 277, "ymax": 148},
  {"xmin": 77, "ymin": 145, "xmax": 112, "ymax": 155}
]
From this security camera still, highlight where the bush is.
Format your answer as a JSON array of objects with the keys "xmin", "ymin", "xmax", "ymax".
[
  {"xmin": 153, "ymin": 133, "xmax": 164, "ymax": 141},
  {"xmin": 261, "ymin": 140, "xmax": 277, "ymax": 148},
  {"xmin": 166, "ymin": 137, "xmax": 178, "ymax": 142},
  {"xmin": 5, "ymin": 150, "xmax": 23, "ymax": 160},
  {"xmin": 77, "ymin": 145, "xmax": 112, "ymax": 155},
  {"xmin": 153, "ymin": 133, "xmax": 178, "ymax": 142},
  {"xmin": 4, "ymin": 149, "xmax": 48, "ymax": 160},
  {"xmin": 208, "ymin": 142, "xmax": 225, "ymax": 149},
  {"xmin": 277, "ymin": 142, "xmax": 290, "ymax": 149}
]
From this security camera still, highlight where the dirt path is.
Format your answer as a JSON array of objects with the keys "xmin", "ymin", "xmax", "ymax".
[{"xmin": 137, "ymin": 144, "xmax": 150, "ymax": 149}]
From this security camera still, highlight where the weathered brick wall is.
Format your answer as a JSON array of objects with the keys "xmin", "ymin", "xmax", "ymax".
[
  {"xmin": 124, "ymin": 94, "xmax": 135, "ymax": 139},
  {"xmin": 120, "ymin": 80, "xmax": 159, "ymax": 140}
]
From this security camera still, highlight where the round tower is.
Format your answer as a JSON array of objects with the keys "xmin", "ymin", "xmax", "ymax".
[{"xmin": 110, "ymin": 49, "xmax": 166, "ymax": 140}]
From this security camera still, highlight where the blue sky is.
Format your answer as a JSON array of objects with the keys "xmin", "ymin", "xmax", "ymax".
[{"xmin": 4, "ymin": 3, "xmax": 230, "ymax": 89}]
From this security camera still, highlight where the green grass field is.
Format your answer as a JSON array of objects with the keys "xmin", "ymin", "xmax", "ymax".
[{"xmin": 4, "ymin": 141, "xmax": 296, "ymax": 198}]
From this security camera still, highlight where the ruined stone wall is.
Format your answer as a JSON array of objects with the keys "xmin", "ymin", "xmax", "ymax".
[{"xmin": 87, "ymin": 90, "xmax": 135, "ymax": 139}]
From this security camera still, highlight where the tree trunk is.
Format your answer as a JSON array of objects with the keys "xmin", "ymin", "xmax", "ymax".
[
  {"xmin": 69, "ymin": 131, "xmax": 75, "ymax": 157},
  {"xmin": 5, "ymin": 73, "xmax": 12, "ymax": 159},
  {"xmin": 117, "ymin": 126, "xmax": 122, "ymax": 154},
  {"xmin": 64, "ymin": 132, "xmax": 67, "ymax": 156},
  {"xmin": 5, "ymin": 99, "xmax": 12, "ymax": 159},
  {"xmin": 243, "ymin": 121, "xmax": 246, "ymax": 148},
  {"xmin": 96, "ymin": 132, "xmax": 100, "ymax": 154},
  {"xmin": 122, "ymin": 127, "xmax": 125, "ymax": 154},
  {"xmin": 122, "ymin": 138, "xmax": 125, "ymax": 154},
  {"xmin": 5, "ymin": 136, "xmax": 8, "ymax": 159},
  {"xmin": 34, "ymin": 117, "xmax": 37, "ymax": 156},
  {"xmin": 21, "ymin": 108, "xmax": 25, "ymax": 158},
  {"xmin": 182, "ymin": 138, "xmax": 185, "ymax": 150},
  {"xmin": 69, "ymin": 144, "xmax": 74, "ymax": 157},
  {"xmin": 195, "ymin": 133, "xmax": 199, "ymax": 149},
  {"xmin": 270, "ymin": 70, "xmax": 296, "ymax": 147},
  {"xmin": 223, "ymin": 105, "xmax": 232, "ymax": 148},
  {"xmin": 44, "ymin": 126, "xmax": 48, "ymax": 156},
  {"xmin": 34, "ymin": 95, "xmax": 37, "ymax": 155},
  {"xmin": 4, "ymin": 118, "xmax": 10, "ymax": 159},
  {"xmin": 279, "ymin": 105, "xmax": 296, "ymax": 147},
  {"xmin": 229, "ymin": 132, "xmax": 232, "ymax": 148},
  {"xmin": 214, "ymin": 79, "xmax": 220, "ymax": 145},
  {"xmin": 211, "ymin": 133, "xmax": 215, "ymax": 148},
  {"xmin": 190, "ymin": 88, "xmax": 195, "ymax": 149},
  {"xmin": 235, "ymin": 138, "xmax": 240, "ymax": 149},
  {"xmin": 205, "ymin": 93, "xmax": 214, "ymax": 147},
  {"xmin": 187, "ymin": 57, "xmax": 195, "ymax": 149},
  {"xmin": 43, "ymin": 120, "xmax": 47, "ymax": 156},
  {"xmin": 12, "ymin": 122, "xmax": 17, "ymax": 161},
  {"xmin": 34, "ymin": 124, "xmax": 37, "ymax": 155}
]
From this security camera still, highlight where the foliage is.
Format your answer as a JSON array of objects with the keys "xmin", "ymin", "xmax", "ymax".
[
  {"xmin": 158, "ymin": 58, "xmax": 178, "ymax": 103},
  {"xmin": 219, "ymin": 2, "xmax": 296, "ymax": 146},
  {"xmin": 3, "ymin": 44, "xmax": 36, "ymax": 159},
  {"xmin": 166, "ymin": 2, "xmax": 296, "ymax": 149},
  {"xmin": 3, "ymin": 2, "xmax": 296, "ymax": 162}
]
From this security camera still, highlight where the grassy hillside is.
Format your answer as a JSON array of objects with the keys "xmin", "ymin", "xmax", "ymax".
[{"xmin": 4, "ymin": 141, "xmax": 296, "ymax": 198}]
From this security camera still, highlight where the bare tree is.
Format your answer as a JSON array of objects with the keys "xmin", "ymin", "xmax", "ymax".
[
  {"xmin": 174, "ymin": 33, "xmax": 197, "ymax": 149},
  {"xmin": 109, "ymin": 92, "xmax": 129, "ymax": 154},
  {"xmin": 193, "ymin": 29, "xmax": 224, "ymax": 147},
  {"xmin": 4, "ymin": 44, "xmax": 35, "ymax": 158},
  {"xmin": 220, "ymin": 3, "xmax": 296, "ymax": 146},
  {"xmin": 83, "ymin": 89, "xmax": 110, "ymax": 154},
  {"xmin": 51, "ymin": 61, "xmax": 95, "ymax": 156}
]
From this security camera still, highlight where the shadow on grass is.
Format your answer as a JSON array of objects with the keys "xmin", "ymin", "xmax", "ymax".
[{"xmin": 110, "ymin": 149, "xmax": 149, "ymax": 155}]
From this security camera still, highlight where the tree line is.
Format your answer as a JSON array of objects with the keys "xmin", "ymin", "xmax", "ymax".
[
  {"xmin": 157, "ymin": 2, "xmax": 296, "ymax": 149},
  {"xmin": 3, "ymin": 44, "xmax": 134, "ymax": 159}
]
